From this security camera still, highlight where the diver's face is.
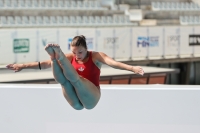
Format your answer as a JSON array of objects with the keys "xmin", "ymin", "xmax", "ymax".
[{"xmin": 71, "ymin": 46, "xmax": 87, "ymax": 61}]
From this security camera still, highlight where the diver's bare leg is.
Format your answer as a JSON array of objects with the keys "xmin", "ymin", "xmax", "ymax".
[
  {"xmin": 45, "ymin": 44, "xmax": 84, "ymax": 110},
  {"xmin": 52, "ymin": 44, "xmax": 100, "ymax": 109}
]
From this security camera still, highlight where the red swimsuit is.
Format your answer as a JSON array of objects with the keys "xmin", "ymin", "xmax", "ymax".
[{"xmin": 71, "ymin": 51, "xmax": 100, "ymax": 87}]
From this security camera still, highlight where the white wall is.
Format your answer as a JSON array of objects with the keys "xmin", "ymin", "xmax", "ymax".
[
  {"xmin": 0, "ymin": 84, "xmax": 200, "ymax": 133},
  {"xmin": 0, "ymin": 26, "xmax": 200, "ymax": 64}
]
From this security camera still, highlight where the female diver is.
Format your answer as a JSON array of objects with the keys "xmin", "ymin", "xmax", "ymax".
[{"xmin": 6, "ymin": 35, "xmax": 144, "ymax": 110}]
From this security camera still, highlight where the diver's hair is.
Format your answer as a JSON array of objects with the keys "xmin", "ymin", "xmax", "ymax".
[{"xmin": 71, "ymin": 35, "xmax": 87, "ymax": 49}]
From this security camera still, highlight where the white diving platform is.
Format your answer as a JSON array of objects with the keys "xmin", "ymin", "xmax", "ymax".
[
  {"xmin": 0, "ymin": 84, "xmax": 200, "ymax": 133},
  {"xmin": 0, "ymin": 66, "xmax": 179, "ymax": 83}
]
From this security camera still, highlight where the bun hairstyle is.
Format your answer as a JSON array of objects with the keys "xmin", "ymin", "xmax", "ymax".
[
  {"xmin": 79, "ymin": 35, "xmax": 86, "ymax": 40},
  {"xmin": 71, "ymin": 35, "xmax": 87, "ymax": 49}
]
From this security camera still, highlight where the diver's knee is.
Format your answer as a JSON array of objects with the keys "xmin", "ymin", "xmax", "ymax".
[
  {"xmin": 85, "ymin": 104, "xmax": 96, "ymax": 110},
  {"xmin": 72, "ymin": 103, "xmax": 84, "ymax": 110}
]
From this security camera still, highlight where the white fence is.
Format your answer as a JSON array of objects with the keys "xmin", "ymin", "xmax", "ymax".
[
  {"xmin": 0, "ymin": 0, "xmax": 106, "ymax": 10},
  {"xmin": 0, "ymin": 26, "xmax": 200, "ymax": 64},
  {"xmin": 0, "ymin": 84, "xmax": 200, "ymax": 133},
  {"xmin": 151, "ymin": 2, "xmax": 200, "ymax": 11}
]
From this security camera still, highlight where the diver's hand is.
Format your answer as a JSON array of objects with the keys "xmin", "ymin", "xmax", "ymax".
[
  {"xmin": 132, "ymin": 66, "xmax": 144, "ymax": 76},
  {"xmin": 6, "ymin": 64, "xmax": 24, "ymax": 72}
]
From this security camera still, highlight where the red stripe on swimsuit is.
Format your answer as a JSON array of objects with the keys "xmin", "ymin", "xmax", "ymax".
[{"xmin": 71, "ymin": 51, "xmax": 100, "ymax": 87}]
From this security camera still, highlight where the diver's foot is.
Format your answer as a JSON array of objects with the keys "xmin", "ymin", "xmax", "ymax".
[
  {"xmin": 52, "ymin": 44, "xmax": 64, "ymax": 61},
  {"xmin": 44, "ymin": 44, "xmax": 55, "ymax": 60}
]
